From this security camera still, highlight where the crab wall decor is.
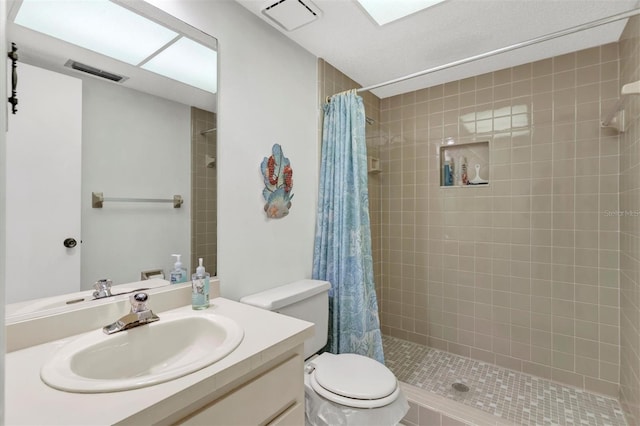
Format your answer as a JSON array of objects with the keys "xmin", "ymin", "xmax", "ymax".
[{"xmin": 261, "ymin": 144, "xmax": 293, "ymax": 219}]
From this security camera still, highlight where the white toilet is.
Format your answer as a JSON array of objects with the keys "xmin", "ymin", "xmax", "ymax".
[{"xmin": 240, "ymin": 279, "xmax": 409, "ymax": 426}]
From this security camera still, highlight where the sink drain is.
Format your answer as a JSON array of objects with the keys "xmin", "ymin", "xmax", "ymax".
[{"xmin": 451, "ymin": 382, "xmax": 470, "ymax": 392}]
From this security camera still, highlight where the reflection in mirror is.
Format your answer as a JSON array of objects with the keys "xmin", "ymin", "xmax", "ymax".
[{"xmin": 4, "ymin": 0, "xmax": 217, "ymax": 317}]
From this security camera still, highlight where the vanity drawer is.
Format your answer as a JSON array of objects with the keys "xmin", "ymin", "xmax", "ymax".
[
  {"xmin": 177, "ymin": 354, "xmax": 303, "ymax": 425},
  {"xmin": 268, "ymin": 401, "xmax": 305, "ymax": 426}
]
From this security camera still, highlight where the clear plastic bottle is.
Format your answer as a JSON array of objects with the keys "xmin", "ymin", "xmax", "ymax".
[
  {"xmin": 170, "ymin": 254, "xmax": 188, "ymax": 284},
  {"xmin": 449, "ymin": 157, "xmax": 455, "ymax": 186},
  {"xmin": 191, "ymin": 258, "xmax": 210, "ymax": 310},
  {"xmin": 460, "ymin": 156, "xmax": 468, "ymax": 185}
]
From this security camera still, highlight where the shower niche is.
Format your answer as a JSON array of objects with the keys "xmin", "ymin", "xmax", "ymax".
[{"xmin": 439, "ymin": 140, "xmax": 489, "ymax": 187}]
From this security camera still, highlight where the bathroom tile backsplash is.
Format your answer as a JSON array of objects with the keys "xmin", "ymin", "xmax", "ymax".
[
  {"xmin": 618, "ymin": 14, "xmax": 640, "ymax": 426},
  {"xmin": 376, "ymin": 43, "xmax": 622, "ymax": 397},
  {"xmin": 191, "ymin": 107, "xmax": 217, "ymax": 275}
]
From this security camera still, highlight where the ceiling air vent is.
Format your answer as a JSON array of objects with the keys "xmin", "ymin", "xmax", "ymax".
[
  {"xmin": 64, "ymin": 60, "xmax": 128, "ymax": 83},
  {"xmin": 262, "ymin": 0, "xmax": 322, "ymax": 31}
]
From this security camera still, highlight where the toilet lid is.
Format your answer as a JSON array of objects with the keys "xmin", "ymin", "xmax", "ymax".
[{"xmin": 311, "ymin": 353, "xmax": 398, "ymax": 403}]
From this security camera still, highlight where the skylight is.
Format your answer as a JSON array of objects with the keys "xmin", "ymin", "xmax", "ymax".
[
  {"xmin": 357, "ymin": 0, "xmax": 447, "ymax": 26},
  {"xmin": 14, "ymin": 0, "xmax": 179, "ymax": 65},
  {"xmin": 142, "ymin": 38, "xmax": 218, "ymax": 94},
  {"xmin": 13, "ymin": 0, "xmax": 217, "ymax": 94}
]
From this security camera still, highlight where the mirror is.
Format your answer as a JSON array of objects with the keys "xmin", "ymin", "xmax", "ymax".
[{"xmin": 4, "ymin": 0, "xmax": 217, "ymax": 315}]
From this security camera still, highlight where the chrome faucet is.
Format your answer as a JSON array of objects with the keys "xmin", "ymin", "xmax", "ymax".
[
  {"xmin": 93, "ymin": 279, "xmax": 113, "ymax": 299},
  {"xmin": 103, "ymin": 292, "xmax": 159, "ymax": 335}
]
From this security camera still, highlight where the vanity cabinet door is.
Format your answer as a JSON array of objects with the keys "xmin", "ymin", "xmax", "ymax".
[{"xmin": 177, "ymin": 354, "xmax": 303, "ymax": 425}]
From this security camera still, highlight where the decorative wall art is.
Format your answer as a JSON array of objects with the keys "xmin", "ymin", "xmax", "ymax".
[{"xmin": 261, "ymin": 144, "xmax": 294, "ymax": 219}]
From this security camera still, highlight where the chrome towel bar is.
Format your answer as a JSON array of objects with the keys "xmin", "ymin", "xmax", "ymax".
[{"xmin": 92, "ymin": 192, "xmax": 183, "ymax": 208}]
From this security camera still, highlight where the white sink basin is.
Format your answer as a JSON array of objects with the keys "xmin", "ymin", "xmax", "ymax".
[{"xmin": 40, "ymin": 310, "xmax": 244, "ymax": 393}]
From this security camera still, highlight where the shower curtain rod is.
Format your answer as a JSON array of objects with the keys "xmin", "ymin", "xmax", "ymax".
[{"xmin": 356, "ymin": 8, "xmax": 640, "ymax": 94}]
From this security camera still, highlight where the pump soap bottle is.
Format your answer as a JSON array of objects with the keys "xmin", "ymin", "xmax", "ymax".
[
  {"xmin": 170, "ymin": 254, "xmax": 188, "ymax": 284},
  {"xmin": 192, "ymin": 258, "xmax": 210, "ymax": 310}
]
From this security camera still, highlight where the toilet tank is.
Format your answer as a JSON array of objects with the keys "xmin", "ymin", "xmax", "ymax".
[{"xmin": 240, "ymin": 279, "xmax": 331, "ymax": 359}]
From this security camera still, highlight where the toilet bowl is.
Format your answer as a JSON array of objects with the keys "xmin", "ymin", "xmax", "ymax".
[
  {"xmin": 240, "ymin": 279, "xmax": 409, "ymax": 425},
  {"xmin": 303, "ymin": 352, "xmax": 408, "ymax": 426},
  {"xmin": 306, "ymin": 352, "xmax": 400, "ymax": 408}
]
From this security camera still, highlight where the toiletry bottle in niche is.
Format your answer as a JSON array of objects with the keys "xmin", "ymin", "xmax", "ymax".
[
  {"xmin": 442, "ymin": 160, "xmax": 450, "ymax": 186},
  {"xmin": 170, "ymin": 254, "xmax": 188, "ymax": 284},
  {"xmin": 192, "ymin": 258, "xmax": 210, "ymax": 310},
  {"xmin": 449, "ymin": 157, "xmax": 455, "ymax": 186},
  {"xmin": 443, "ymin": 153, "xmax": 452, "ymax": 186},
  {"xmin": 460, "ymin": 156, "xmax": 468, "ymax": 185}
]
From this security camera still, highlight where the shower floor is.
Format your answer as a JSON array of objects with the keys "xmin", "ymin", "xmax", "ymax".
[{"xmin": 383, "ymin": 336, "xmax": 627, "ymax": 426}]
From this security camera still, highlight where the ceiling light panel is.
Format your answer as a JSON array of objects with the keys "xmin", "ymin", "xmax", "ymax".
[
  {"xmin": 357, "ymin": 0, "xmax": 447, "ymax": 26},
  {"xmin": 142, "ymin": 37, "xmax": 218, "ymax": 94},
  {"xmin": 14, "ymin": 0, "xmax": 179, "ymax": 65}
]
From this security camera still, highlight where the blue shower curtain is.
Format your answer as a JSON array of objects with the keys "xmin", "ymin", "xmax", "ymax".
[{"xmin": 312, "ymin": 89, "xmax": 384, "ymax": 364}]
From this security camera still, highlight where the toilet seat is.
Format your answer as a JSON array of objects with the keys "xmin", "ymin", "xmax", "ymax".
[{"xmin": 307, "ymin": 353, "xmax": 400, "ymax": 409}]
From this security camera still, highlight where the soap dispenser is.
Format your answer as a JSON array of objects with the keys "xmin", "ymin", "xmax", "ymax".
[
  {"xmin": 170, "ymin": 254, "xmax": 188, "ymax": 284},
  {"xmin": 191, "ymin": 258, "xmax": 210, "ymax": 310}
]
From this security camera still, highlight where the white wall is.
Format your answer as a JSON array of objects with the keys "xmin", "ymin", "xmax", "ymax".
[
  {"xmin": 146, "ymin": 0, "xmax": 319, "ymax": 301},
  {"xmin": 81, "ymin": 76, "xmax": 191, "ymax": 287},
  {"xmin": 1, "ymin": 0, "xmax": 7, "ymax": 419},
  {"xmin": 0, "ymin": 1, "xmax": 317, "ymax": 418},
  {"xmin": 6, "ymin": 63, "xmax": 82, "ymax": 303}
]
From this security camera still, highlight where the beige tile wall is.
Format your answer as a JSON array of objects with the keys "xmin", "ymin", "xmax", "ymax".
[
  {"xmin": 619, "ymin": 15, "xmax": 640, "ymax": 426},
  {"xmin": 377, "ymin": 44, "xmax": 622, "ymax": 396},
  {"xmin": 191, "ymin": 107, "xmax": 217, "ymax": 275},
  {"xmin": 317, "ymin": 41, "xmax": 633, "ymax": 400}
]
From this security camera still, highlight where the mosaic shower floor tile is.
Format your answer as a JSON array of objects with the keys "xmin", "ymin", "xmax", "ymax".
[{"xmin": 383, "ymin": 335, "xmax": 627, "ymax": 426}]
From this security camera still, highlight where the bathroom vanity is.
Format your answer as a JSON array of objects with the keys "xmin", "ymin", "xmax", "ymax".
[{"xmin": 5, "ymin": 283, "xmax": 314, "ymax": 425}]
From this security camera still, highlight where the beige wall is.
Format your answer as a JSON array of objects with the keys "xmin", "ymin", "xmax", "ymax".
[
  {"xmin": 619, "ymin": 14, "xmax": 640, "ymax": 426},
  {"xmin": 148, "ymin": 0, "xmax": 319, "ymax": 302},
  {"xmin": 377, "ymin": 43, "xmax": 621, "ymax": 396}
]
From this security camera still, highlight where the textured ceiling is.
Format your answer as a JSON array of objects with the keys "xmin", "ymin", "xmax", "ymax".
[{"xmin": 235, "ymin": 0, "xmax": 640, "ymax": 98}]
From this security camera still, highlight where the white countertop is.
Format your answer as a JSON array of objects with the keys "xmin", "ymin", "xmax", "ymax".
[
  {"xmin": 5, "ymin": 298, "xmax": 314, "ymax": 425},
  {"xmin": 5, "ymin": 278, "xmax": 170, "ymax": 319}
]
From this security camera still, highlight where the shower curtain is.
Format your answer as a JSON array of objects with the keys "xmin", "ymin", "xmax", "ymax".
[{"xmin": 312, "ymin": 89, "xmax": 384, "ymax": 364}]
